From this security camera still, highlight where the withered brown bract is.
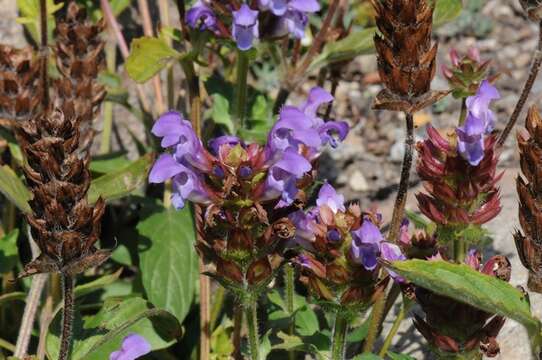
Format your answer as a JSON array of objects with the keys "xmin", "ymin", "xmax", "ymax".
[
  {"xmin": 14, "ymin": 2, "xmax": 109, "ymax": 279},
  {"xmin": 515, "ymin": 105, "xmax": 542, "ymax": 293},
  {"xmin": 520, "ymin": 0, "xmax": 542, "ymax": 21},
  {"xmin": 0, "ymin": 45, "xmax": 42, "ymax": 123},
  {"xmin": 372, "ymin": 0, "xmax": 439, "ymax": 112}
]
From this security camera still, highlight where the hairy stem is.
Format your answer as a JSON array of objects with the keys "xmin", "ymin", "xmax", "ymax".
[
  {"xmin": 37, "ymin": 294, "xmax": 53, "ymax": 360},
  {"xmin": 363, "ymin": 290, "xmax": 386, "ymax": 354},
  {"xmin": 14, "ymin": 273, "xmax": 47, "ymax": 358},
  {"xmin": 232, "ymin": 304, "xmax": 243, "ymax": 360},
  {"xmin": 331, "ymin": 312, "xmax": 348, "ymax": 360},
  {"xmin": 378, "ymin": 301, "xmax": 411, "ymax": 357},
  {"xmin": 233, "ymin": 50, "xmax": 250, "ymax": 131},
  {"xmin": 388, "ymin": 113, "xmax": 415, "ymax": 242},
  {"xmin": 497, "ymin": 20, "xmax": 542, "ymax": 147},
  {"xmin": 273, "ymin": 87, "xmax": 290, "ymax": 115},
  {"xmin": 58, "ymin": 274, "xmax": 75, "ymax": 360},
  {"xmin": 244, "ymin": 295, "xmax": 260, "ymax": 360},
  {"xmin": 284, "ymin": 265, "xmax": 295, "ymax": 360}
]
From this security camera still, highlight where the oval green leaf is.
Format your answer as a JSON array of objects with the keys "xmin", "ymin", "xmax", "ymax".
[
  {"xmin": 138, "ymin": 206, "xmax": 198, "ymax": 324},
  {"xmin": 386, "ymin": 260, "xmax": 540, "ymax": 333},
  {"xmin": 126, "ymin": 37, "xmax": 181, "ymax": 83}
]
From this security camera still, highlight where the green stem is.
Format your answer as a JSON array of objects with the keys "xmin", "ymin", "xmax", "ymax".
[
  {"xmin": 233, "ymin": 50, "xmax": 250, "ymax": 131},
  {"xmin": 0, "ymin": 337, "xmax": 15, "ymax": 352},
  {"xmin": 331, "ymin": 313, "xmax": 349, "ymax": 360},
  {"xmin": 458, "ymin": 98, "xmax": 467, "ymax": 126},
  {"xmin": 453, "ymin": 237, "xmax": 466, "ymax": 263},
  {"xmin": 209, "ymin": 286, "xmax": 225, "ymax": 332},
  {"xmin": 285, "ymin": 265, "xmax": 295, "ymax": 360},
  {"xmin": 363, "ymin": 290, "xmax": 386, "ymax": 353},
  {"xmin": 378, "ymin": 301, "xmax": 411, "ymax": 357},
  {"xmin": 244, "ymin": 295, "xmax": 260, "ymax": 360}
]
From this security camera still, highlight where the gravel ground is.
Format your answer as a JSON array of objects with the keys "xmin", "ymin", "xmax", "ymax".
[{"xmin": 1, "ymin": 0, "xmax": 542, "ymax": 358}]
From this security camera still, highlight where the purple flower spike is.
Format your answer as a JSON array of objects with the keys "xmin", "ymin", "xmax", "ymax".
[
  {"xmin": 466, "ymin": 80, "xmax": 500, "ymax": 133},
  {"xmin": 110, "ymin": 333, "xmax": 151, "ymax": 360},
  {"xmin": 260, "ymin": 0, "xmax": 320, "ymax": 38},
  {"xmin": 268, "ymin": 107, "xmax": 322, "ymax": 152},
  {"xmin": 281, "ymin": 10, "xmax": 309, "ymax": 39},
  {"xmin": 232, "ymin": 5, "xmax": 260, "ymax": 51},
  {"xmin": 352, "ymin": 219, "xmax": 384, "ymax": 245},
  {"xmin": 456, "ymin": 113, "xmax": 486, "ymax": 166},
  {"xmin": 186, "ymin": 1, "xmax": 217, "ymax": 32},
  {"xmin": 380, "ymin": 242, "xmax": 406, "ymax": 282},
  {"xmin": 289, "ymin": 210, "xmax": 317, "ymax": 247},
  {"xmin": 316, "ymin": 182, "xmax": 345, "ymax": 213}
]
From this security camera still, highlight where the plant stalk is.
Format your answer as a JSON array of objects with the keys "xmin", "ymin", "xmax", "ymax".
[
  {"xmin": 363, "ymin": 290, "xmax": 386, "ymax": 354},
  {"xmin": 331, "ymin": 312, "xmax": 348, "ymax": 360},
  {"xmin": 233, "ymin": 50, "xmax": 250, "ymax": 130},
  {"xmin": 497, "ymin": 20, "xmax": 542, "ymax": 148},
  {"xmin": 285, "ymin": 264, "xmax": 295, "ymax": 360},
  {"xmin": 388, "ymin": 112, "xmax": 415, "ymax": 242},
  {"xmin": 453, "ymin": 236, "xmax": 467, "ymax": 263},
  {"xmin": 244, "ymin": 294, "xmax": 260, "ymax": 360},
  {"xmin": 58, "ymin": 274, "xmax": 75, "ymax": 360},
  {"xmin": 378, "ymin": 301, "xmax": 411, "ymax": 357},
  {"xmin": 232, "ymin": 304, "xmax": 243, "ymax": 360},
  {"xmin": 14, "ymin": 273, "xmax": 47, "ymax": 358},
  {"xmin": 99, "ymin": 39, "xmax": 116, "ymax": 155}
]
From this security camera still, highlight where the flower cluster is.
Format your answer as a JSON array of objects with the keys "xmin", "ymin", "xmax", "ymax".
[
  {"xmin": 290, "ymin": 183, "xmax": 404, "ymax": 307},
  {"xmin": 413, "ymin": 250, "xmax": 510, "ymax": 358},
  {"xmin": 149, "ymin": 87, "xmax": 348, "ymax": 290},
  {"xmin": 415, "ymin": 82, "xmax": 502, "ymax": 228},
  {"xmin": 185, "ymin": 0, "xmax": 321, "ymax": 50}
]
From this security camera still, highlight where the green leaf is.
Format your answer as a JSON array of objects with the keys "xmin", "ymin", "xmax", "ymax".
[
  {"xmin": 405, "ymin": 210, "xmax": 428, "ymax": 229},
  {"xmin": 386, "ymin": 260, "xmax": 541, "ymax": 334},
  {"xmin": 0, "ymin": 165, "xmax": 32, "ymax": 213},
  {"xmin": 16, "ymin": 0, "xmax": 62, "ymax": 43},
  {"xmin": 211, "ymin": 94, "xmax": 234, "ymax": 133},
  {"xmin": 87, "ymin": 154, "xmax": 153, "ymax": 204},
  {"xmin": 138, "ymin": 206, "xmax": 198, "ymax": 324},
  {"xmin": 126, "ymin": 37, "xmax": 181, "ymax": 83},
  {"xmin": 74, "ymin": 268, "xmax": 123, "ymax": 298},
  {"xmin": 47, "ymin": 297, "xmax": 181, "ymax": 359},
  {"xmin": 272, "ymin": 332, "xmax": 324, "ymax": 359},
  {"xmin": 89, "ymin": 152, "xmax": 129, "ymax": 175},
  {"xmin": 353, "ymin": 354, "xmax": 382, "ymax": 360},
  {"xmin": 295, "ymin": 306, "xmax": 319, "ymax": 336},
  {"xmin": 0, "ymin": 291, "xmax": 26, "ymax": 307},
  {"xmin": 434, "ymin": 0, "xmax": 463, "ymax": 27},
  {"xmin": 308, "ymin": 27, "xmax": 376, "ymax": 72},
  {"xmin": 0, "ymin": 229, "xmax": 19, "ymax": 274}
]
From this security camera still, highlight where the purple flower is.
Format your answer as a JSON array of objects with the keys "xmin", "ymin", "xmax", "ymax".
[
  {"xmin": 350, "ymin": 219, "xmax": 384, "ymax": 271},
  {"xmin": 466, "ymin": 80, "xmax": 500, "ymax": 133},
  {"xmin": 208, "ymin": 135, "xmax": 242, "ymax": 155},
  {"xmin": 259, "ymin": 0, "xmax": 320, "ymax": 38},
  {"xmin": 289, "ymin": 210, "xmax": 317, "ymax": 247},
  {"xmin": 186, "ymin": 1, "xmax": 217, "ymax": 32},
  {"xmin": 456, "ymin": 116, "xmax": 485, "ymax": 166},
  {"xmin": 380, "ymin": 242, "xmax": 406, "ymax": 282},
  {"xmin": 149, "ymin": 155, "xmax": 212, "ymax": 209},
  {"xmin": 318, "ymin": 121, "xmax": 349, "ymax": 148},
  {"xmin": 267, "ymin": 87, "xmax": 348, "ymax": 154},
  {"xmin": 465, "ymin": 249, "xmax": 481, "ymax": 270},
  {"xmin": 110, "ymin": 333, "xmax": 151, "ymax": 360},
  {"xmin": 316, "ymin": 182, "xmax": 345, "ymax": 213},
  {"xmin": 151, "ymin": 112, "xmax": 211, "ymax": 171},
  {"xmin": 232, "ymin": 5, "xmax": 259, "ymax": 51},
  {"xmin": 263, "ymin": 148, "xmax": 311, "ymax": 207}
]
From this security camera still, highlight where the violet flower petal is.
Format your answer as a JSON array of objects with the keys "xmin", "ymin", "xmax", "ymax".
[
  {"xmin": 316, "ymin": 182, "xmax": 345, "ymax": 213},
  {"xmin": 232, "ymin": 5, "xmax": 259, "ymax": 51},
  {"xmin": 149, "ymin": 154, "xmax": 185, "ymax": 183},
  {"xmin": 109, "ymin": 333, "xmax": 151, "ymax": 360}
]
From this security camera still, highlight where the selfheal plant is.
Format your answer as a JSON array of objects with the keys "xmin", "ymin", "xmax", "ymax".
[
  {"xmin": 149, "ymin": 87, "xmax": 348, "ymax": 360},
  {"xmin": 290, "ymin": 183, "xmax": 404, "ymax": 357},
  {"xmin": 258, "ymin": 0, "xmax": 321, "ymax": 39}
]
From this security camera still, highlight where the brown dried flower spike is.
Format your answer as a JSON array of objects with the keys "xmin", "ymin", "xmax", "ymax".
[
  {"xmin": 372, "ymin": 0, "xmax": 448, "ymax": 113},
  {"xmin": 515, "ymin": 105, "xmax": 542, "ymax": 293}
]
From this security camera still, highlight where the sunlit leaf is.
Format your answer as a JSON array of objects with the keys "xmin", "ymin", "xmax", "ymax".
[
  {"xmin": 126, "ymin": 37, "xmax": 181, "ymax": 83},
  {"xmin": 0, "ymin": 165, "xmax": 31, "ymax": 213}
]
